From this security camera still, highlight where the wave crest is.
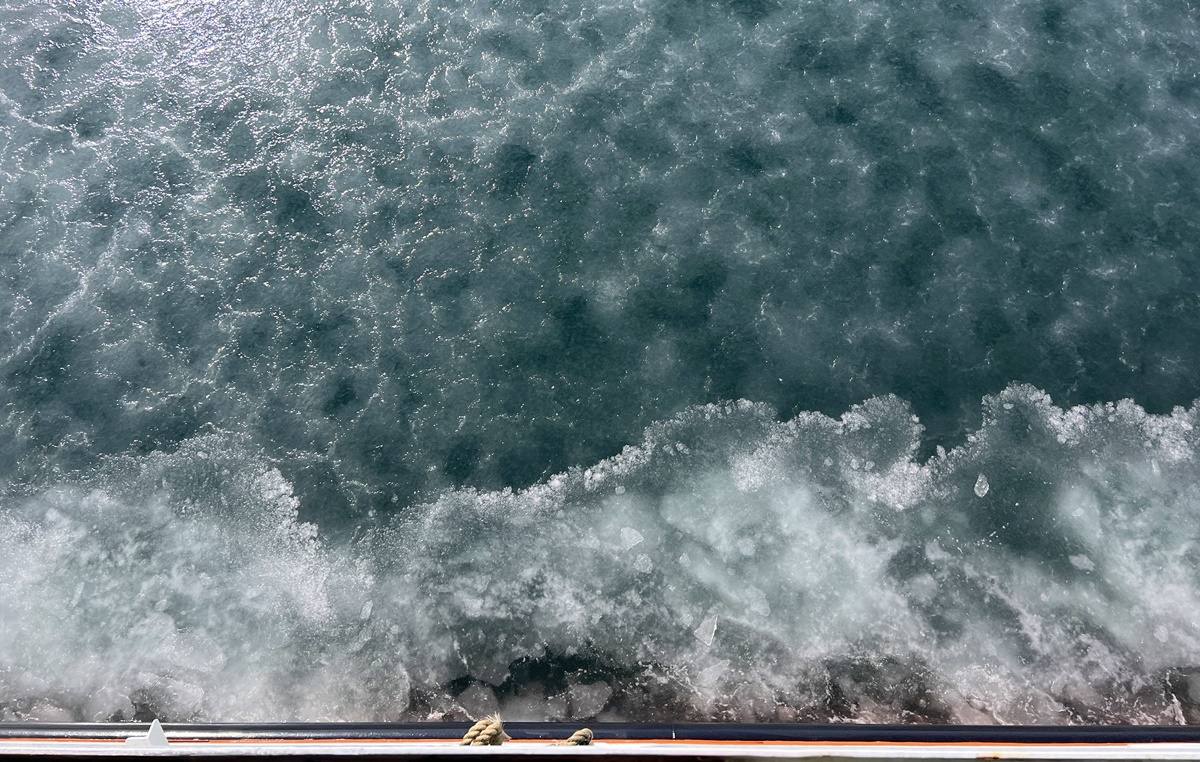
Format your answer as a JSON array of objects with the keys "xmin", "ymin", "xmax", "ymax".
[{"xmin": 3, "ymin": 386, "xmax": 1200, "ymax": 723}]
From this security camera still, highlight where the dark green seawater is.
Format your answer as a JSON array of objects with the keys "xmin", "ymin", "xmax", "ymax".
[{"xmin": 2, "ymin": 0, "xmax": 1200, "ymax": 725}]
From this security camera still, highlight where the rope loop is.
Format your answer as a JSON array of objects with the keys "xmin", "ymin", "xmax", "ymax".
[{"xmin": 461, "ymin": 714, "xmax": 510, "ymax": 746}]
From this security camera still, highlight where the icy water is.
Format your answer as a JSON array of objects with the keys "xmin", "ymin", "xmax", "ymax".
[{"xmin": 3, "ymin": 0, "xmax": 1200, "ymax": 725}]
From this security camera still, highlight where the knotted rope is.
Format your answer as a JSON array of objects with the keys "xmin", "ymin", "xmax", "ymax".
[
  {"xmin": 461, "ymin": 714, "xmax": 510, "ymax": 746},
  {"xmin": 460, "ymin": 715, "xmax": 593, "ymax": 747}
]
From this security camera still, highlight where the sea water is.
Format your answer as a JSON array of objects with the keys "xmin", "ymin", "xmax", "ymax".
[{"xmin": 2, "ymin": 0, "xmax": 1200, "ymax": 725}]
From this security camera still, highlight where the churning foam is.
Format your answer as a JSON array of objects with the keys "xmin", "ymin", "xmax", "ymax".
[{"xmin": 3, "ymin": 386, "xmax": 1199, "ymax": 723}]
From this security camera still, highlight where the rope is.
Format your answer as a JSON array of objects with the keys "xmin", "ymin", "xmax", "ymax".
[
  {"xmin": 460, "ymin": 714, "xmax": 593, "ymax": 747},
  {"xmin": 461, "ymin": 715, "xmax": 510, "ymax": 746}
]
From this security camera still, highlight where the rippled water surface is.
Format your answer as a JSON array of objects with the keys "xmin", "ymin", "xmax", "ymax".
[{"xmin": 2, "ymin": 0, "xmax": 1200, "ymax": 724}]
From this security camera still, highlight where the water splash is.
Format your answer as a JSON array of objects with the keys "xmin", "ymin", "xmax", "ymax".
[{"xmin": 4, "ymin": 387, "xmax": 1200, "ymax": 723}]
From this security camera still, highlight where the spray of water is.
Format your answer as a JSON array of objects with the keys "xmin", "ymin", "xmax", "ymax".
[{"xmin": 3, "ymin": 387, "xmax": 1199, "ymax": 723}]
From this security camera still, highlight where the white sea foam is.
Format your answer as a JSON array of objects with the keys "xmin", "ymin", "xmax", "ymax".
[{"xmin": 2, "ymin": 388, "xmax": 1200, "ymax": 722}]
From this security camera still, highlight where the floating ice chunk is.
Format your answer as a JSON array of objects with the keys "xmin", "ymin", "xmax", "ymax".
[
  {"xmin": 458, "ymin": 683, "xmax": 499, "ymax": 718},
  {"xmin": 974, "ymin": 474, "xmax": 990, "ymax": 497},
  {"xmin": 1068, "ymin": 554, "xmax": 1095, "ymax": 572},
  {"xmin": 746, "ymin": 586, "xmax": 770, "ymax": 617},
  {"xmin": 359, "ymin": 600, "xmax": 373, "ymax": 620},
  {"xmin": 694, "ymin": 614, "xmax": 718, "ymax": 646},
  {"xmin": 567, "ymin": 681, "xmax": 612, "ymax": 719},
  {"xmin": 633, "ymin": 554, "xmax": 653, "ymax": 573},
  {"xmin": 698, "ymin": 659, "xmax": 730, "ymax": 686},
  {"xmin": 84, "ymin": 688, "xmax": 134, "ymax": 723},
  {"xmin": 619, "ymin": 527, "xmax": 644, "ymax": 550},
  {"xmin": 500, "ymin": 682, "xmax": 554, "ymax": 721},
  {"xmin": 544, "ymin": 691, "xmax": 569, "ymax": 721},
  {"xmin": 23, "ymin": 702, "xmax": 73, "ymax": 722}
]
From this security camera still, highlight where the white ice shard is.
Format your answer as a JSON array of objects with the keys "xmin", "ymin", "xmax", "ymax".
[{"xmin": 693, "ymin": 614, "xmax": 718, "ymax": 646}]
